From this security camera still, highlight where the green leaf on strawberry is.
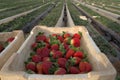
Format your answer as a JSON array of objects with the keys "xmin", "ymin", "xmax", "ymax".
[{"xmin": 59, "ymin": 44, "xmax": 66, "ymax": 55}]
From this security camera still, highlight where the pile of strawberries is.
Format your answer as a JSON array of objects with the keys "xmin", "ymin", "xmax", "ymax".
[
  {"xmin": 0, "ymin": 37, "xmax": 15, "ymax": 53},
  {"xmin": 25, "ymin": 31, "xmax": 92, "ymax": 75}
]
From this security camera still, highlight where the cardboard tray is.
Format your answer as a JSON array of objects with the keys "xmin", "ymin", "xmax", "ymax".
[
  {"xmin": 0, "ymin": 26, "xmax": 116, "ymax": 80},
  {"xmin": 0, "ymin": 30, "xmax": 24, "ymax": 70}
]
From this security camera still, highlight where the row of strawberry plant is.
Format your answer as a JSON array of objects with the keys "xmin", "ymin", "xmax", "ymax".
[
  {"xmin": 0, "ymin": 3, "xmax": 52, "ymax": 32},
  {"xmin": 39, "ymin": 0, "xmax": 64, "ymax": 27},
  {"xmin": 0, "ymin": 0, "xmax": 51, "ymax": 19},
  {"xmin": 78, "ymin": 4, "xmax": 120, "ymax": 35},
  {"xmin": 67, "ymin": 1, "xmax": 117, "ymax": 57}
]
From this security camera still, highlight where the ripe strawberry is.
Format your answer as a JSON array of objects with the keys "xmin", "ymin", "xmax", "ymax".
[
  {"xmin": 36, "ymin": 35, "xmax": 46, "ymax": 42},
  {"xmin": 45, "ymin": 43, "xmax": 50, "ymax": 48},
  {"xmin": 57, "ymin": 35, "xmax": 64, "ymax": 42},
  {"xmin": 31, "ymin": 42, "xmax": 37, "ymax": 50},
  {"xmin": 66, "ymin": 49, "xmax": 75, "ymax": 59},
  {"xmin": 69, "ymin": 57, "xmax": 81, "ymax": 65},
  {"xmin": 73, "ymin": 33, "xmax": 81, "ymax": 39},
  {"xmin": 36, "ymin": 63, "xmax": 43, "ymax": 74},
  {"xmin": 50, "ymin": 50, "xmax": 56, "ymax": 56},
  {"xmin": 53, "ymin": 51, "xmax": 63, "ymax": 59},
  {"xmin": 69, "ymin": 67, "xmax": 80, "ymax": 74},
  {"xmin": 32, "ymin": 55, "xmax": 42, "ymax": 63},
  {"xmin": 44, "ymin": 37, "xmax": 50, "ymax": 43},
  {"xmin": 85, "ymin": 62, "xmax": 92, "ymax": 72},
  {"xmin": 42, "ymin": 61, "xmax": 53, "ymax": 74},
  {"xmin": 71, "ymin": 38, "xmax": 80, "ymax": 47},
  {"xmin": 0, "ymin": 44, "xmax": 4, "ymax": 52},
  {"xmin": 36, "ymin": 48, "xmax": 42, "ymax": 55},
  {"xmin": 74, "ymin": 51, "xmax": 84, "ymax": 59},
  {"xmin": 54, "ymin": 68, "xmax": 66, "ymax": 75},
  {"xmin": 26, "ymin": 62, "xmax": 36, "ymax": 72},
  {"xmin": 43, "ymin": 57, "xmax": 50, "ymax": 62},
  {"xmin": 57, "ymin": 58, "xmax": 67, "ymax": 68},
  {"xmin": 7, "ymin": 37, "xmax": 15, "ymax": 43},
  {"xmin": 52, "ymin": 34, "xmax": 58, "ymax": 37},
  {"xmin": 63, "ymin": 43, "xmax": 69, "ymax": 51},
  {"xmin": 51, "ymin": 44, "xmax": 59, "ymax": 50},
  {"xmin": 79, "ymin": 62, "xmax": 86, "ymax": 73},
  {"xmin": 37, "ymin": 47, "xmax": 50, "ymax": 57},
  {"xmin": 63, "ymin": 37, "xmax": 71, "ymax": 44},
  {"xmin": 79, "ymin": 62, "xmax": 92, "ymax": 73},
  {"xmin": 63, "ymin": 33, "xmax": 70, "ymax": 38}
]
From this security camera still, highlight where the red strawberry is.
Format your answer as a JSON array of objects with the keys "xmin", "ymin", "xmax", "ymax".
[
  {"xmin": 53, "ymin": 51, "xmax": 63, "ymax": 59},
  {"xmin": 36, "ymin": 48, "xmax": 42, "ymax": 55},
  {"xmin": 71, "ymin": 38, "xmax": 80, "ymax": 47},
  {"xmin": 37, "ymin": 47, "xmax": 50, "ymax": 57},
  {"xmin": 66, "ymin": 49, "xmax": 75, "ymax": 59},
  {"xmin": 44, "ymin": 37, "xmax": 50, "ymax": 43},
  {"xmin": 69, "ymin": 67, "xmax": 80, "ymax": 74},
  {"xmin": 0, "ymin": 44, "xmax": 4, "ymax": 52},
  {"xmin": 31, "ymin": 42, "xmax": 37, "ymax": 50},
  {"xmin": 51, "ymin": 44, "xmax": 59, "ymax": 50},
  {"xmin": 57, "ymin": 35, "xmax": 64, "ymax": 42},
  {"xmin": 74, "ymin": 51, "xmax": 84, "ymax": 59},
  {"xmin": 63, "ymin": 43, "xmax": 69, "ymax": 51},
  {"xmin": 79, "ymin": 62, "xmax": 86, "ymax": 73},
  {"xmin": 63, "ymin": 33, "xmax": 70, "ymax": 38},
  {"xmin": 63, "ymin": 37, "xmax": 71, "ymax": 44},
  {"xmin": 52, "ymin": 34, "xmax": 58, "ymax": 37},
  {"xmin": 26, "ymin": 62, "xmax": 36, "ymax": 71},
  {"xmin": 73, "ymin": 33, "xmax": 81, "ymax": 39},
  {"xmin": 36, "ymin": 35, "xmax": 46, "ymax": 42},
  {"xmin": 57, "ymin": 58, "xmax": 67, "ymax": 68},
  {"xmin": 42, "ymin": 61, "xmax": 53, "ymax": 74},
  {"xmin": 45, "ymin": 43, "xmax": 50, "ymax": 48},
  {"xmin": 54, "ymin": 68, "xmax": 66, "ymax": 75},
  {"xmin": 79, "ymin": 62, "xmax": 92, "ymax": 73},
  {"xmin": 32, "ymin": 55, "xmax": 42, "ymax": 63},
  {"xmin": 69, "ymin": 57, "xmax": 81, "ymax": 65},
  {"xmin": 85, "ymin": 62, "xmax": 92, "ymax": 72},
  {"xmin": 43, "ymin": 57, "xmax": 50, "ymax": 62},
  {"xmin": 36, "ymin": 63, "xmax": 43, "ymax": 74},
  {"xmin": 7, "ymin": 37, "xmax": 14, "ymax": 43}
]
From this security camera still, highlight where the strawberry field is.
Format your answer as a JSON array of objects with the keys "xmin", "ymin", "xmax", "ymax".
[{"xmin": 0, "ymin": 0, "xmax": 120, "ymax": 80}]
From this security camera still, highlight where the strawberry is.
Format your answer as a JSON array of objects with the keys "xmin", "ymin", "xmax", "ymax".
[
  {"xmin": 63, "ymin": 43, "xmax": 69, "ymax": 51},
  {"xmin": 73, "ymin": 33, "xmax": 82, "ymax": 39},
  {"xmin": 42, "ymin": 61, "xmax": 53, "ymax": 74},
  {"xmin": 37, "ymin": 47, "xmax": 50, "ymax": 57},
  {"xmin": 31, "ymin": 42, "xmax": 38, "ymax": 50},
  {"xmin": 44, "ymin": 37, "xmax": 50, "ymax": 43},
  {"xmin": 32, "ymin": 55, "xmax": 42, "ymax": 63},
  {"xmin": 54, "ymin": 68, "xmax": 66, "ymax": 75},
  {"xmin": 43, "ymin": 57, "xmax": 50, "ymax": 62},
  {"xmin": 45, "ymin": 43, "xmax": 50, "ymax": 48},
  {"xmin": 57, "ymin": 58, "xmax": 67, "ymax": 68},
  {"xmin": 85, "ymin": 62, "xmax": 92, "ymax": 72},
  {"xmin": 69, "ymin": 57, "xmax": 81, "ymax": 65},
  {"xmin": 53, "ymin": 51, "xmax": 63, "ymax": 59},
  {"xmin": 36, "ymin": 48, "xmax": 42, "ymax": 55},
  {"xmin": 79, "ymin": 62, "xmax": 92, "ymax": 73},
  {"xmin": 7, "ymin": 37, "xmax": 14, "ymax": 43},
  {"xmin": 0, "ymin": 44, "xmax": 4, "ymax": 52},
  {"xmin": 74, "ymin": 51, "xmax": 84, "ymax": 59},
  {"xmin": 36, "ymin": 35, "xmax": 46, "ymax": 42},
  {"xmin": 57, "ymin": 35, "xmax": 64, "ymax": 42},
  {"xmin": 69, "ymin": 67, "xmax": 80, "ymax": 74},
  {"xmin": 26, "ymin": 62, "xmax": 36, "ymax": 72},
  {"xmin": 71, "ymin": 38, "xmax": 80, "ymax": 47},
  {"xmin": 63, "ymin": 32, "xmax": 71, "ymax": 38},
  {"xmin": 51, "ymin": 44, "xmax": 59, "ymax": 50},
  {"xmin": 66, "ymin": 49, "xmax": 75, "ymax": 59},
  {"xmin": 63, "ymin": 37, "xmax": 71, "ymax": 44},
  {"xmin": 52, "ymin": 34, "xmax": 58, "ymax": 37},
  {"xmin": 36, "ymin": 63, "xmax": 43, "ymax": 74},
  {"xmin": 79, "ymin": 62, "xmax": 86, "ymax": 73}
]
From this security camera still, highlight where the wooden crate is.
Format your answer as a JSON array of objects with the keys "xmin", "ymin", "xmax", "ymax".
[{"xmin": 0, "ymin": 26, "xmax": 116, "ymax": 80}]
